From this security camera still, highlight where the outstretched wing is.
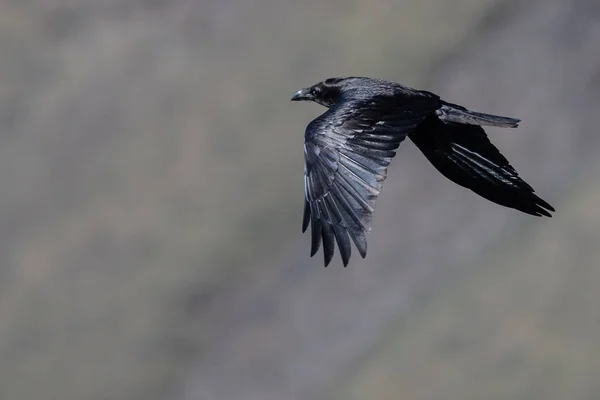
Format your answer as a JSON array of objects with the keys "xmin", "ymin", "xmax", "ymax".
[
  {"xmin": 409, "ymin": 115, "xmax": 555, "ymax": 217},
  {"xmin": 303, "ymin": 94, "xmax": 439, "ymax": 266}
]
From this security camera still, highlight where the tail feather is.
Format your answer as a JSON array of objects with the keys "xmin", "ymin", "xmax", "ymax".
[{"xmin": 437, "ymin": 101, "xmax": 520, "ymax": 128}]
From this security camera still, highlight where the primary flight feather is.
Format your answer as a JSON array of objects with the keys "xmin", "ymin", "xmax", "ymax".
[{"xmin": 291, "ymin": 77, "xmax": 554, "ymax": 267}]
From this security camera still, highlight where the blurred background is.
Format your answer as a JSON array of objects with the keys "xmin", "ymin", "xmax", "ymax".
[{"xmin": 1, "ymin": 0, "xmax": 599, "ymax": 399}]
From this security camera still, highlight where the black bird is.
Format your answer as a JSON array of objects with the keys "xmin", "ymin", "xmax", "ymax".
[{"xmin": 291, "ymin": 77, "xmax": 554, "ymax": 267}]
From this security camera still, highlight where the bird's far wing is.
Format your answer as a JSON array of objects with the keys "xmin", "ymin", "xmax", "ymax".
[
  {"xmin": 303, "ymin": 95, "xmax": 438, "ymax": 266},
  {"xmin": 409, "ymin": 116, "xmax": 555, "ymax": 217}
]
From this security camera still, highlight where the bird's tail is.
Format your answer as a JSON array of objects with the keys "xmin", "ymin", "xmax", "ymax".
[{"xmin": 436, "ymin": 101, "xmax": 520, "ymax": 128}]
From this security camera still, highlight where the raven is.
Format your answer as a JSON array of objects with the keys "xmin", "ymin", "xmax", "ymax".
[{"xmin": 291, "ymin": 77, "xmax": 554, "ymax": 267}]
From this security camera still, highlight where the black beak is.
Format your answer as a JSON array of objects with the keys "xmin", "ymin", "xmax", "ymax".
[{"xmin": 291, "ymin": 88, "xmax": 312, "ymax": 101}]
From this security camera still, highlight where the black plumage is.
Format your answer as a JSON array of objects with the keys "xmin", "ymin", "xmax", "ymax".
[{"xmin": 291, "ymin": 77, "xmax": 554, "ymax": 267}]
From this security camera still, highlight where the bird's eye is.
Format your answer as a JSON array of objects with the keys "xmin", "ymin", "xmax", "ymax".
[{"xmin": 311, "ymin": 87, "xmax": 322, "ymax": 96}]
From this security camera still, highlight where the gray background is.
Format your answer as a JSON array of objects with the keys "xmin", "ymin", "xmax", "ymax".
[{"xmin": 0, "ymin": 0, "xmax": 599, "ymax": 399}]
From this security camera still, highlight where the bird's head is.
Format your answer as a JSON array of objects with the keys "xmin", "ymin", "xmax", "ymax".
[{"xmin": 291, "ymin": 77, "xmax": 353, "ymax": 108}]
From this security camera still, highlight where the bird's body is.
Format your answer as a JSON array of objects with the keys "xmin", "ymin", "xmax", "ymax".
[{"xmin": 291, "ymin": 77, "xmax": 554, "ymax": 267}]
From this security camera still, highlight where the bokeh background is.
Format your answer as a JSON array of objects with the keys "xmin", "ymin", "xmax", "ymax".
[{"xmin": 1, "ymin": 0, "xmax": 599, "ymax": 399}]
